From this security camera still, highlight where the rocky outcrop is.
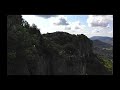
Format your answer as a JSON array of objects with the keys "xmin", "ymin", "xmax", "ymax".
[
  {"xmin": 39, "ymin": 32, "xmax": 93, "ymax": 75},
  {"xmin": 7, "ymin": 31, "xmax": 111, "ymax": 75}
]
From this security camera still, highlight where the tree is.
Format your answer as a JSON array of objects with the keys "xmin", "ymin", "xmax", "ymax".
[
  {"xmin": 63, "ymin": 43, "xmax": 77, "ymax": 55},
  {"xmin": 7, "ymin": 15, "xmax": 43, "ymax": 75}
]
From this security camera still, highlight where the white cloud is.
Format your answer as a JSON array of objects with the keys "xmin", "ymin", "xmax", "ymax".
[
  {"xmin": 75, "ymin": 26, "xmax": 80, "ymax": 29},
  {"xmin": 64, "ymin": 21, "xmax": 88, "ymax": 35},
  {"xmin": 90, "ymin": 27, "xmax": 113, "ymax": 37},
  {"xmin": 86, "ymin": 15, "xmax": 113, "ymax": 37},
  {"xmin": 22, "ymin": 15, "xmax": 113, "ymax": 38},
  {"xmin": 37, "ymin": 15, "xmax": 58, "ymax": 19},
  {"xmin": 87, "ymin": 15, "xmax": 113, "ymax": 27},
  {"xmin": 53, "ymin": 16, "xmax": 69, "ymax": 25},
  {"xmin": 69, "ymin": 21, "xmax": 86, "ymax": 30},
  {"xmin": 108, "ymin": 30, "xmax": 113, "ymax": 34},
  {"xmin": 65, "ymin": 25, "xmax": 71, "ymax": 30},
  {"xmin": 91, "ymin": 28, "xmax": 100, "ymax": 33}
]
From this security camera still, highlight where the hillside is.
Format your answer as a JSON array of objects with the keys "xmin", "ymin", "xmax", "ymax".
[
  {"xmin": 90, "ymin": 36, "xmax": 113, "ymax": 45},
  {"xmin": 91, "ymin": 40, "xmax": 113, "ymax": 74},
  {"xmin": 92, "ymin": 40, "xmax": 113, "ymax": 60}
]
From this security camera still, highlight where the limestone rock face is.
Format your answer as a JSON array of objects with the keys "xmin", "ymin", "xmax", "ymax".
[{"xmin": 38, "ymin": 32, "xmax": 93, "ymax": 75}]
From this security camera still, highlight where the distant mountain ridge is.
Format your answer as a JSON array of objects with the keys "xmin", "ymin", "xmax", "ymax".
[
  {"xmin": 90, "ymin": 36, "xmax": 113, "ymax": 45},
  {"xmin": 92, "ymin": 40, "xmax": 113, "ymax": 61},
  {"xmin": 92, "ymin": 40, "xmax": 112, "ymax": 48}
]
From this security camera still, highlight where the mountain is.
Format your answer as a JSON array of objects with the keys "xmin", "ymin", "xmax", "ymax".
[
  {"xmin": 92, "ymin": 39, "xmax": 113, "ymax": 74},
  {"xmin": 92, "ymin": 40, "xmax": 113, "ymax": 60},
  {"xmin": 42, "ymin": 32, "xmax": 112, "ymax": 75},
  {"xmin": 7, "ymin": 15, "xmax": 112, "ymax": 75},
  {"xmin": 93, "ymin": 40, "xmax": 112, "ymax": 48},
  {"xmin": 90, "ymin": 36, "xmax": 113, "ymax": 45}
]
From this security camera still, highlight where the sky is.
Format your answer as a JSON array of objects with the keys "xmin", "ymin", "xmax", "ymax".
[{"xmin": 22, "ymin": 15, "xmax": 113, "ymax": 38}]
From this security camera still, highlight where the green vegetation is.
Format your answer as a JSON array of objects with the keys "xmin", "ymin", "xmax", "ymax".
[
  {"xmin": 98, "ymin": 55, "xmax": 113, "ymax": 72},
  {"xmin": 93, "ymin": 40, "xmax": 113, "ymax": 60},
  {"xmin": 7, "ymin": 15, "xmax": 43, "ymax": 75}
]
